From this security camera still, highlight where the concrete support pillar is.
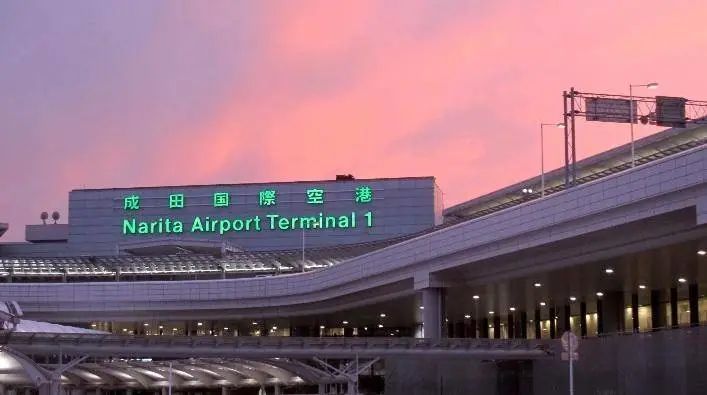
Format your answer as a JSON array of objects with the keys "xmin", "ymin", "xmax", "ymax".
[
  {"xmin": 548, "ymin": 307, "xmax": 556, "ymax": 338},
  {"xmin": 480, "ymin": 318, "xmax": 489, "ymax": 338},
  {"xmin": 598, "ymin": 291, "xmax": 624, "ymax": 334},
  {"xmin": 318, "ymin": 383, "xmax": 326, "ymax": 395},
  {"xmin": 534, "ymin": 309, "xmax": 541, "ymax": 339},
  {"xmin": 631, "ymin": 293, "xmax": 639, "ymax": 332},
  {"xmin": 454, "ymin": 321, "xmax": 465, "ymax": 338},
  {"xmin": 670, "ymin": 287, "xmax": 679, "ymax": 327},
  {"xmin": 493, "ymin": 315, "xmax": 501, "ymax": 339},
  {"xmin": 469, "ymin": 319, "xmax": 477, "ymax": 338},
  {"xmin": 346, "ymin": 381, "xmax": 356, "ymax": 395},
  {"xmin": 579, "ymin": 302, "xmax": 587, "ymax": 337},
  {"xmin": 220, "ymin": 386, "xmax": 227, "ymax": 395},
  {"xmin": 689, "ymin": 283, "xmax": 699, "ymax": 326},
  {"xmin": 562, "ymin": 305, "xmax": 571, "ymax": 333},
  {"xmin": 422, "ymin": 287, "xmax": 443, "ymax": 339},
  {"xmin": 651, "ymin": 289, "xmax": 666, "ymax": 330},
  {"xmin": 506, "ymin": 313, "xmax": 514, "ymax": 339},
  {"xmin": 0, "ymin": 384, "xmax": 5, "ymax": 395},
  {"xmin": 273, "ymin": 385, "xmax": 281, "ymax": 395},
  {"xmin": 126, "ymin": 389, "xmax": 133, "ymax": 395},
  {"xmin": 519, "ymin": 311, "xmax": 527, "ymax": 339},
  {"xmin": 25, "ymin": 388, "xmax": 32, "ymax": 395}
]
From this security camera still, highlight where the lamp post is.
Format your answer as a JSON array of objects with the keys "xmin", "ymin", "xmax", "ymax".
[
  {"xmin": 540, "ymin": 122, "xmax": 566, "ymax": 197},
  {"xmin": 629, "ymin": 82, "xmax": 659, "ymax": 167}
]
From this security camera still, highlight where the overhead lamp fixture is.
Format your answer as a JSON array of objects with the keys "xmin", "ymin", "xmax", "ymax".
[
  {"xmin": 377, "ymin": 324, "xmax": 384, "ymax": 328},
  {"xmin": 197, "ymin": 322, "xmax": 203, "ymax": 326},
  {"xmin": 522, "ymin": 188, "xmax": 534, "ymax": 194},
  {"xmin": 646, "ymin": 82, "xmax": 659, "ymax": 89},
  {"xmin": 556, "ymin": 123, "xmax": 566, "ymax": 128},
  {"xmin": 678, "ymin": 278, "xmax": 687, "ymax": 283},
  {"xmin": 489, "ymin": 311, "xmax": 495, "ymax": 315},
  {"xmin": 605, "ymin": 268, "xmax": 614, "ymax": 274},
  {"xmin": 419, "ymin": 305, "xmax": 425, "ymax": 310},
  {"xmin": 534, "ymin": 282, "xmax": 542, "ymax": 287},
  {"xmin": 638, "ymin": 285, "xmax": 646, "ymax": 289},
  {"xmin": 698, "ymin": 250, "xmax": 706, "ymax": 256},
  {"xmin": 464, "ymin": 314, "xmax": 471, "ymax": 319},
  {"xmin": 569, "ymin": 296, "xmax": 577, "ymax": 302},
  {"xmin": 380, "ymin": 313, "xmax": 386, "ymax": 318},
  {"xmin": 539, "ymin": 302, "xmax": 546, "ymax": 306},
  {"xmin": 596, "ymin": 292, "xmax": 604, "ymax": 297},
  {"xmin": 472, "ymin": 295, "xmax": 480, "ymax": 300},
  {"xmin": 143, "ymin": 323, "xmax": 149, "ymax": 327},
  {"xmin": 223, "ymin": 327, "xmax": 229, "ymax": 330},
  {"xmin": 158, "ymin": 325, "xmax": 164, "ymax": 329},
  {"xmin": 272, "ymin": 326, "xmax": 277, "ymax": 330},
  {"xmin": 342, "ymin": 320, "xmax": 349, "ymax": 325},
  {"xmin": 509, "ymin": 307, "xmax": 516, "ymax": 311}
]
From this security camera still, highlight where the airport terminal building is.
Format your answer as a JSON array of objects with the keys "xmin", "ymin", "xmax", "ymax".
[{"xmin": 0, "ymin": 122, "xmax": 706, "ymax": 394}]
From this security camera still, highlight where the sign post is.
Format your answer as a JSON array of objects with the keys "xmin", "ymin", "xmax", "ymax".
[{"xmin": 561, "ymin": 331, "xmax": 579, "ymax": 395}]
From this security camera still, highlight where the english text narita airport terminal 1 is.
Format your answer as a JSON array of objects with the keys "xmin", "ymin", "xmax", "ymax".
[{"xmin": 122, "ymin": 211, "xmax": 374, "ymax": 235}]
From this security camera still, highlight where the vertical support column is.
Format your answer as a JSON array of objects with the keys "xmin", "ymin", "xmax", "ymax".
[
  {"xmin": 273, "ymin": 385, "xmax": 281, "ymax": 395},
  {"xmin": 597, "ymin": 298, "xmax": 604, "ymax": 335},
  {"xmin": 579, "ymin": 302, "xmax": 587, "ymax": 337},
  {"xmin": 549, "ymin": 307, "xmax": 556, "ymax": 338},
  {"xmin": 534, "ymin": 309, "xmax": 541, "ymax": 339},
  {"xmin": 650, "ymin": 289, "xmax": 666, "ymax": 330},
  {"xmin": 670, "ymin": 287, "xmax": 678, "ymax": 328},
  {"xmin": 563, "ymin": 305, "xmax": 571, "ymax": 333},
  {"xmin": 480, "ymin": 318, "xmax": 489, "ymax": 338},
  {"xmin": 689, "ymin": 283, "xmax": 699, "ymax": 326},
  {"xmin": 162, "ymin": 388, "xmax": 168, "ymax": 395},
  {"xmin": 318, "ymin": 383, "xmax": 326, "ymax": 395},
  {"xmin": 519, "ymin": 311, "xmax": 527, "ymax": 339},
  {"xmin": 126, "ymin": 389, "xmax": 133, "ymax": 395},
  {"xmin": 506, "ymin": 313, "xmax": 514, "ymax": 339},
  {"xmin": 631, "ymin": 293, "xmax": 639, "ymax": 332},
  {"xmin": 422, "ymin": 288, "xmax": 443, "ymax": 339},
  {"xmin": 599, "ymin": 291, "xmax": 624, "ymax": 334},
  {"xmin": 493, "ymin": 316, "xmax": 501, "ymax": 339},
  {"xmin": 468, "ymin": 319, "xmax": 477, "ymax": 338},
  {"xmin": 0, "ymin": 385, "xmax": 5, "ymax": 395}
]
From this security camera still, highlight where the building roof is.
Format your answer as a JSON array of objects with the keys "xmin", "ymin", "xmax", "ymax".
[{"xmin": 0, "ymin": 235, "xmax": 411, "ymax": 281}]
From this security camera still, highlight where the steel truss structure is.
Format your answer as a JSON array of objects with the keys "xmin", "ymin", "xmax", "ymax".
[{"xmin": 562, "ymin": 88, "xmax": 707, "ymax": 187}]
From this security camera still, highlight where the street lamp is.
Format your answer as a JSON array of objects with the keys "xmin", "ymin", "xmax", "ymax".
[
  {"xmin": 540, "ymin": 122, "xmax": 566, "ymax": 197},
  {"xmin": 629, "ymin": 82, "xmax": 659, "ymax": 167}
]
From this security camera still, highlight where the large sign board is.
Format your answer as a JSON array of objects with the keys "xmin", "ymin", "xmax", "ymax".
[
  {"xmin": 68, "ymin": 177, "xmax": 440, "ymax": 254},
  {"xmin": 585, "ymin": 97, "xmax": 637, "ymax": 123}
]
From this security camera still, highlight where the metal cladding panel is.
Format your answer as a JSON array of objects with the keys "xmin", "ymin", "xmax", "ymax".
[{"xmin": 67, "ymin": 177, "xmax": 437, "ymax": 254}]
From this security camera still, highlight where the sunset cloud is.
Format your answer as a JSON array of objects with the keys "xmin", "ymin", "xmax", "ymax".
[{"xmin": 1, "ymin": 0, "xmax": 706, "ymax": 241}]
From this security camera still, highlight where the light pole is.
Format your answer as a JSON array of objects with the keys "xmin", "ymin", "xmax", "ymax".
[
  {"xmin": 540, "ymin": 122, "xmax": 566, "ymax": 197},
  {"xmin": 629, "ymin": 82, "xmax": 659, "ymax": 167}
]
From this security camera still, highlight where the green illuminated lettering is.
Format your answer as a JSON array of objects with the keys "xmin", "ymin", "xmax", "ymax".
[
  {"xmin": 364, "ymin": 211, "xmax": 373, "ymax": 227},
  {"xmin": 278, "ymin": 217, "xmax": 290, "ymax": 230},
  {"xmin": 306, "ymin": 188, "xmax": 324, "ymax": 204},
  {"xmin": 191, "ymin": 217, "xmax": 204, "ymax": 232},
  {"xmin": 219, "ymin": 219, "xmax": 231, "ymax": 234},
  {"xmin": 172, "ymin": 220, "xmax": 183, "ymax": 233},
  {"xmin": 169, "ymin": 193, "xmax": 184, "ymax": 209},
  {"xmin": 123, "ymin": 219, "xmax": 136, "ymax": 234},
  {"xmin": 267, "ymin": 214, "xmax": 279, "ymax": 229},
  {"xmin": 138, "ymin": 222, "xmax": 149, "ymax": 234},
  {"xmin": 355, "ymin": 186, "xmax": 373, "ymax": 203},
  {"xmin": 124, "ymin": 195, "xmax": 140, "ymax": 210}
]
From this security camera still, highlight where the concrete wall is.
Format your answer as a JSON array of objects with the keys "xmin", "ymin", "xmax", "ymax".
[{"xmin": 384, "ymin": 327, "xmax": 707, "ymax": 394}]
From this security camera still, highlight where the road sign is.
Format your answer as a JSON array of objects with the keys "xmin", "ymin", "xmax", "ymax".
[
  {"xmin": 561, "ymin": 331, "xmax": 579, "ymax": 353},
  {"xmin": 585, "ymin": 97, "xmax": 637, "ymax": 123}
]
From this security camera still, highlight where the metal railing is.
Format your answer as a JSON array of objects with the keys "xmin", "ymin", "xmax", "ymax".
[{"xmin": 0, "ymin": 332, "xmax": 554, "ymax": 360}]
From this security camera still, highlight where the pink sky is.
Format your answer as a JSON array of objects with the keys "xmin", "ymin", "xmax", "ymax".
[{"xmin": 1, "ymin": 0, "xmax": 706, "ymax": 241}]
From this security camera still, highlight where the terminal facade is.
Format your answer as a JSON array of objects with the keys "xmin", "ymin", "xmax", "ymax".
[{"xmin": 0, "ymin": 123, "xmax": 706, "ymax": 394}]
